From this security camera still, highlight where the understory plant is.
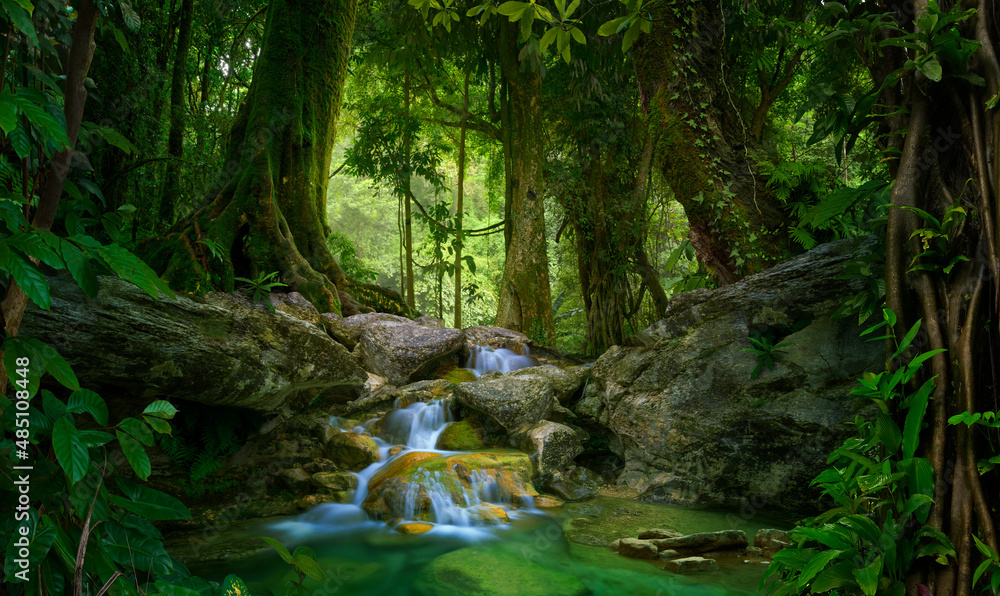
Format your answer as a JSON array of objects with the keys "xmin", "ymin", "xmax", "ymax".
[{"xmin": 760, "ymin": 309, "xmax": 955, "ymax": 595}]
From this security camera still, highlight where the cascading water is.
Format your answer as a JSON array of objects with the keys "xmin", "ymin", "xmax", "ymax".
[
  {"xmin": 270, "ymin": 396, "xmax": 540, "ymax": 541},
  {"xmin": 464, "ymin": 344, "xmax": 537, "ymax": 376}
]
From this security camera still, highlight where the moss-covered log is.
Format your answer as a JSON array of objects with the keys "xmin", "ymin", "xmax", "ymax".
[
  {"xmin": 634, "ymin": 0, "xmax": 795, "ymax": 285},
  {"xmin": 143, "ymin": 0, "xmax": 407, "ymax": 316}
]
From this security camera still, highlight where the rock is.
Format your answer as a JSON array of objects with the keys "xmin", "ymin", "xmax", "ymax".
[
  {"xmin": 463, "ymin": 326, "xmax": 532, "ymax": 350},
  {"xmin": 754, "ymin": 528, "xmax": 791, "ymax": 553},
  {"xmin": 658, "ymin": 550, "xmax": 680, "ymax": 560},
  {"xmin": 20, "ymin": 274, "xmax": 367, "ymax": 412},
  {"xmin": 588, "ymin": 237, "xmax": 882, "ymax": 511},
  {"xmin": 638, "ymin": 528, "xmax": 684, "ymax": 540},
  {"xmin": 340, "ymin": 312, "xmax": 413, "ymax": 345},
  {"xmin": 324, "ymin": 431, "xmax": 379, "ymax": 471},
  {"xmin": 651, "ymin": 530, "xmax": 748, "ymax": 554},
  {"xmin": 320, "ymin": 312, "xmax": 357, "ymax": 350},
  {"xmin": 511, "ymin": 366, "xmax": 585, "ymax": 404},
  {"xmin": 663, "ymin": 556, "xmax": 718, "ymax": 573},
  {"xmin": 396, "ymin": 522, "xmax": 434, "ymax": 535},
  {"xmin": 435, "ymin": 420, "xmax": 487, "ymax": 451},
  {"xmin": 608, "ymin": 539, "xmax": 622, "ymax": 551},
  {"xmin": 540, "ymin": 470, "xmax": 597, "ymax": 502},
  {"xmin": 388, "ymin": 445, "xmax": 406, "ymax": 457},
  {"xmin": 415, "ymin": 316, "xmax": 445, "ymax": 328},
  {"xmin": 310, "ymin": 472, "xmax": 358, "ymax": 491},
  {"xmin": 268, "ymin": 292, "xmax": 321, "ymax": 326},
  {"xmin": 356, "ymin": 320, "xmax": 466, "ymax": 386},
  {"xmin": 469, "ymin": 504, "xmax": 510, "ymax": 525},
  {"xmin": 302, "ymin": 458, "xmax": 338, "ymax": 474},
  {"xmin": 278, "ymin": 468, "xmax": 313, "ymax": 495},
  {"xmin": 533, "ymin": 495, "xmax": 564, "ymax": 508},
  {"xmin": 514, "ymin": 421, "xmax": 583, "ymax": 475},
  {"xmin": 617, "ymin": 538, "xmax": 659, "ymax": 559},
  {"xmin": 454, "ymin": 374, "xmax": 556, "ymax": 434},
  {"xmin": 295, "ymin": 493, "xmax": 350, "ymax": 509},
  {"xmin": 414, "ymin": 545, "xmax": 589, "ymax": 596}
]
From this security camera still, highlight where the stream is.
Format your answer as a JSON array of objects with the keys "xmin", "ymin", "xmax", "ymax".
[{"xmin": 185, "ymin": 346, "xmax": 790, "ymax": 595}]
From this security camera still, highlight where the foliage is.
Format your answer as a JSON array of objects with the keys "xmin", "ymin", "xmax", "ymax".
[
  {"xmin": 760, "ymin": 310, "xmax": 954, "ymax": 595},
  {"xmin": 662, "ymin": 240, "xmax": 713, "ymax": 296},
  {"xmin": 260, "ymin": 537, "xmax": 329, "ymax": 596},
  {"xmin": 328, "ymin": 232, "xmax": 379, "ymax": 284},
  {"xmin": 742, "ymin": 333, "xmax": 790, "ymax": 380},
  {"xmin": 155, "ymin": 403, "xmax": 259, "ymax": 498},
  {"xmin": 234, "ymin": 271, "xmax": 287, "ymax": 313}
]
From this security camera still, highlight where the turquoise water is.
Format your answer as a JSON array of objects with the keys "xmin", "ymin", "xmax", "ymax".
[{"xmin": 184, "ymin": 497, "xmax": 790, "ymax": 596}]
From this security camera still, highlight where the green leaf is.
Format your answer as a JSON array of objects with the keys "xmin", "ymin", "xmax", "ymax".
[
  {"xmin": 292, "ymin": 553, "xmax": 326, "ymax": 581},
  {"xmin": 143, "ymin": 400, "xmax": 179, "ymax": 419},
  {"xmin": 570, "ymin": 27, "xmax": 585, "ymax": 44},
  {"xmin": 120, "ymin": 0, "xmax": 141, "ymax": 30},
  {"xmin": 598, "ymin": 16, "xmax": 627, "ymax": 36},
  {"xmin": 116, "ymin": 429, "xmax": 152, "ymax": 480},
  {"xmin": 86, "ymin": 124, "xmax": 139, "ymax": 155},
  {"xmin": 7, "ymin": 253, "xmax": 51, "ymax": 309},
  {"xmin": 902, "ymin": 377, "xmax": 934, "ymax": 459},
  {"xmin": 143, "ymin": 415, "xmax": 171, "ymax": 434},
  {"xmin": 66, "ymin": 389, "xmax": 108, "ymax": 425},
  {"xmin": 811, "ymin": 560, "xmax": 860, "ymax": 591},
  {"xmin": 7, "ymin": 232, "xmax": 65, "ymax": 269},
  {"xmin": 1, "ymin": 0, "xmax": 39, "ymax": 47},
  {"xmin": 496, "ymin": 1, "xmax": 526, "ymax": 16},
  {"xmin": 53, "ymin": 415, "xmax": 89, "ymax": 485},
  {"xmin": 220, "ymin": 575, "xmax": 252, "ymax": 596},
  {"xmin": 261, "ymin": 536, "xmax": 292, "ymax": 564},
  {"xmin": 0, "ymin": 93, "xmax": 18, "ymax": 134},
  {"xmin": 874, "ymin": 411, "xmax": 902, "ymax": 453},
  {"xmin": 796, "ymin": 549, "xmax": 844, "ymax": 588},
  {"xmin": 112, "ymin": 477, "xmax": 191, "ymax": 520},
  {"xmin": 118, "ymin": 416, "xmax": 154, "ymax": 445},
  {"xmin": 77, "ymin": 429, "xmax": 114, "ymax": 447},
  {"xmin": 154, "ymin": 583, "xmax": 202, "ymax": 596},
  {"xmin": 9, "ymin": 118, "xmax": 31, "ymax": 160},
  {"xmin": 891, "ymin": 319, "xmax": 922, "ymax": 360},
  {"xmin": 852, "ymin": 554, "xmax": 882, "ymax": 596},
  {"xmin": 100, "ymin": 244, "xmax": 176, "ymax": 300},
  {"xmin": 61, "ymin": 240, "xmax": 99, "ymax": 297}
]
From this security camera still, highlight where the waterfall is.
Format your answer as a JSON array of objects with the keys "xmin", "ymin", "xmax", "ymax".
[{"xmin": 465, "ymin": 344, "xmax": 536, "ymax": 376}]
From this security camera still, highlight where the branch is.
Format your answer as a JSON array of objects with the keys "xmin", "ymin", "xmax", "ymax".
[
  {"xmin": 417, "ymin": 69, "xmax": 501, "ymax": 141},
  {"xmin": 408, "ymin": 191, "xmax": 506, "ymax": 235}
]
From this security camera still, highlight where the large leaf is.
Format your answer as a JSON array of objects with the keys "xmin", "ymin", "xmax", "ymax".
[
  {"xmin": 102, "ymin": 520, "xmax": 177, "ymax": 575},
  {"xmin": 3, "ymin": 337, "xmax": 41, "ymax": 396},
  {"xmin": 902, "ymin": 377, "xmax": 935, "ymax": 459},
  {"xmin": 143, "ymin": 400, "xmax": 179, "ymax": 419},
  {"xmin": 0, "ymin": 0, "xmax": 38, "ymax": 47},
  {"xmin": 811, "ymin": 560, "xmax": 860, "ymax": 591},
  {"xmin": 7, "ymin": 252, "xmax": 51, "ymax": 309},
  {"xmin": 66, "ymin": 389, "xmax": 108, "ymax": 425},
  {"xmin": 53, "ymin": 415, "xmax": 89, "ymax": 484},
  {"xmin": 852, "ymin": 555, "xmax": 883, "ymax": 596},
  {"xmin": 116, "ymin": 429, "xmax": 151, "ymax": 480},
  {"xmin": 292, "ymin": 552, "xmax": 326, "ymax": 582},
  {"xmin": 797, "ymin": 549, "xmax": 844, "ymax": 588},
  {"xmin": 3, "ymin": 521, "xmax": 56, "ymax": 580},
  {"xmin": 99, "ymin": 244, "xmax": 176, "ymax": 300},
  {"xmin": 220, "ymin": 575, "xmax": 252, "ymax": 596},
  {"xmin": 118, "ymin": 416, "xmax": 153, "ymax": 445},
  {"xmin": 61, "ymin": 239, "xmax": 99, "ymax": 297},
  {"xmin": 261, "ymin": 536, "xmax": 292, "ymax": 564},
  {"xmin": 112, "ymin": 477, "xmax": 191, "ymax": 520}
]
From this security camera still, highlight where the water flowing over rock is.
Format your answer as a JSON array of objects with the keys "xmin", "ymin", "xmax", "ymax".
[
  {"xmin": 355, "ymin": 320, "xmax": 466, "ymax": 386},
  {"xmin": 582, "ymin": 237, "xmax": 881, "ymax": 512},
  {"xmin": 20, "ymin": 274, "xmax": 367, "ymax": 412}
]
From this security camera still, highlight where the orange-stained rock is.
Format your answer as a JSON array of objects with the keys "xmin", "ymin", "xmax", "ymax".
[{"xmin": 396, "ymin": 522, "xmax": 434, "ymax": 535}]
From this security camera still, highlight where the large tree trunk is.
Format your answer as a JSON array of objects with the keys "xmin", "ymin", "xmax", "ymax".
[
  {"xmin": 145, "ymin": 0, "xmax": 404, "ymax": 315},
  {"xmin": 879, "ymin": 2, "xmax": 999, "ymax": 593},
  {"xmin": 158, "ymin": 0, "xmax": 194, "ymax": 229},
  {"xmin": 495, "ymin": 20, "xmax": 554, "ymax": 343},
  {"xmin": 633, "ymin": 0, "xmax": 795, "ymax": 285}
]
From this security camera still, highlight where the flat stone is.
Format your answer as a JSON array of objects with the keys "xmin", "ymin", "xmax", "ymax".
[
  {"xmin": 617, "ymin": 538, "xmax": 659, "ymax": 559},
  {"xmin": 663, "ymin": 556, "xmax": 718, "ymax": 573},
  {"xmin": 651, "ymin": 530, "xmax": 748, "ymax": 554},
  {"xmin": 639, "ymin": 528, "xmax": 684, "ymax": 540},
  {"xmin": 396, "ymin": 522, "xmax": 434, "ymax": 535}
]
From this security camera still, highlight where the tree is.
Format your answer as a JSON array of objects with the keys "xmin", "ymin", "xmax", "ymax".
[
  {"xmin": 145, "ymin": 0, "xmax": 406, "ymax": 315},
  {"xmin": 158, "ymin": 0, "xmax": 194, "ymax": 229}
]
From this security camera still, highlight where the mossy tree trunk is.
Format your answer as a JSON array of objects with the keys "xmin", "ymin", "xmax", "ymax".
[
  {"xmin": 158, "ymin": 0, "xmax": 193, "ymax": 230},
  {"xmin": 495, "ymin": 19, "xmax": 555, "ymax": 343},
  {"xmin": 633, "ymin": 0, "xmax": 795, "ymax": 286},
  {"xmin": 146, "ymin": 0, "xmax": 405, "ymax": 315}
]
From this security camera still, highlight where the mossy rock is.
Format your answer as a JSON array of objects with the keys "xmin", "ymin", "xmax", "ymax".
[
  {"xmin": 435, "ymin": 420, "xmax": 487, "ymax": 451},
  {"xmin": 414, "ymin": 545, "xmax": 588, "ymax": 596}
]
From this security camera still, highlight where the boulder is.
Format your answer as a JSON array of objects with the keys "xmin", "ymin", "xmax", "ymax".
[
  {"xmin": 396, "ymin": 522, "xmax": 434, "ymax": 535},
  {"xmin": 278, "ymin": 468, "xmax": 313, "ymax": 495},
  {"xmin": 617, "ymin": 538, "xmax": 659, "ymax": 559},
  {"xmin": 356, "ymin": 320, "xmax": 466, "ymax": 386},
  {"xmin": 310, "ymin": 471, "xmax": 358, "ymax": 491},
  {"xmin": 320, "ymin": 312, "xmax": 357, "ymax": 350},
  {"xmin": 587, "ymin": 237, "xmax": 882, "ymax": 511},
  {"xmin": 435, "ymin": 420, "xmax": 487, "ymax": 451},
  {"xmin": 651, "ymin": 530, "xmax": 748, "ymax": 554},
  {"xmin": 454, "ymin": 374, "xmax": 556, "ymax": 433},
  {"xmin": 510, "ymin": 366, "xmax": 586, "ymax": 404},
  {"xmin": 463, "ymin": 326, "xmax": 531, "ymax": 350},
  {"xmin": 513, "ymin": 421, "xmax": 583, "ymax": 475},
  {"xmin": 324, "ymin": 431, "xmax": 379, "ymax": 471},
  {"xmin": 20, "ymin": 274, "xmax": 367, "ymax": 412},
  {"xmin": 663, "ymin": 556, "xmax": 718, "ymax": 573},
  {"xmin": 267, "ymin": 292, "xmax": 322, "ymax": 327},
  {"xmin": 638, "ymin": 528, "xmax": 683, "ymax": 540},
  {"xmin": 540, "ymin": 470, "xmax": 597, "ymax": 502},
  {"xmin": 340, "ymin": 312, "xmax": 413, "ymax": 345}
]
